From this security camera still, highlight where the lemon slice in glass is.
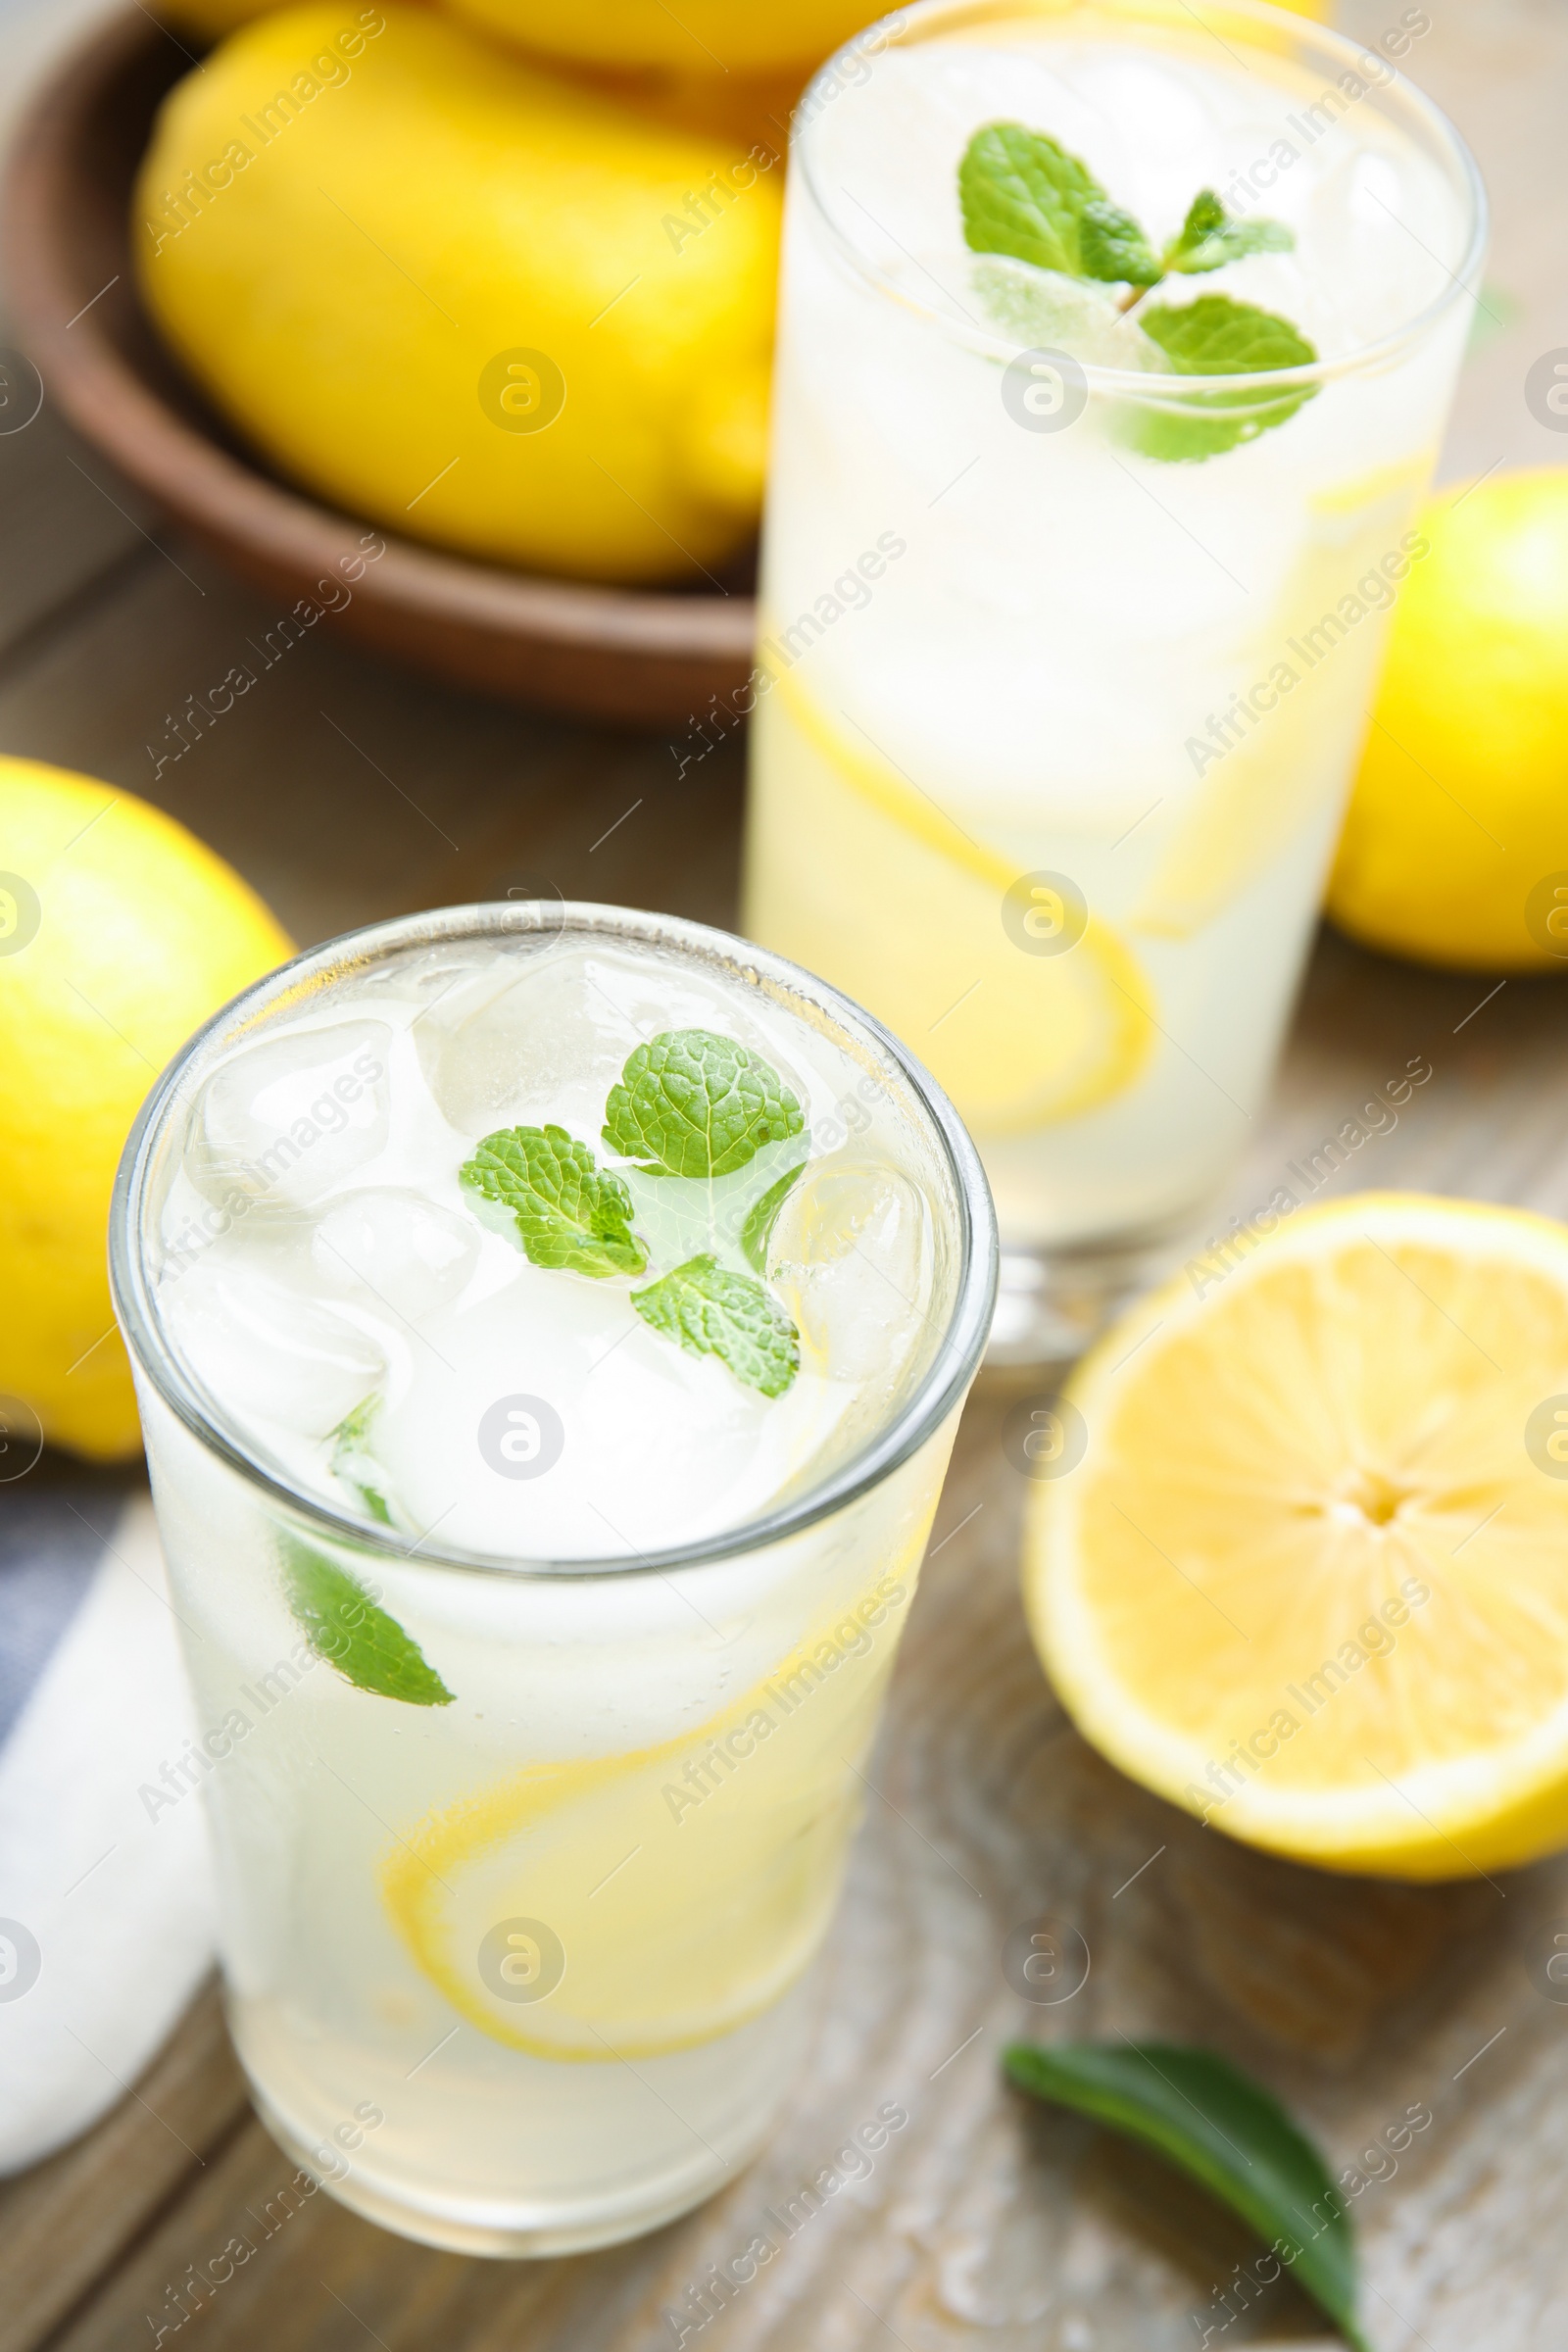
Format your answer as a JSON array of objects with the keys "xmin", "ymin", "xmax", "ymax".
[
  {"xmin": 750, "ymin": 670, "xmax": 1153, "ymax": 1137},
  {"xmin": 383, "ymin": 1568, "xmax": 914, "ymax": 2058},
  {"xmin": 1024, "ymin": 1194, "xmax": 1568, "ymax": 1878}
]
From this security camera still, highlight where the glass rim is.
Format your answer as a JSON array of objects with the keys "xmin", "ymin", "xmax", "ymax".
[
  {"xmin": 109, "ymin": 900, "xmax": 1000, "ymax": 1584},
  {"xmin": 793, "ymin": 0, "xmax": 1489, "ymax": 398}
]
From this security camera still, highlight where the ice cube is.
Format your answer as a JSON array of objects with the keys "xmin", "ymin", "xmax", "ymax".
[
  {"xmin": 185, "ymin": 1020, "xmax": 393, "ymax": 1213},
  {"xmin": 771, "ymin": 1161, "xmax": 930, "ymax": 1384},
  {"xmin": 161, "ymin": 1255, "xmax": 385, "ymax": 1439},
  {"xmin": 416, "ymin": 948, "xmax": 635, "ymax": 1138},
  {"xmin": 374, "ymin": 1266, "xmax": 819, "ymax": 1559},
  {"xmin": 311, "ymin": 1189, "xmax": 478, "ymax": 1321}
]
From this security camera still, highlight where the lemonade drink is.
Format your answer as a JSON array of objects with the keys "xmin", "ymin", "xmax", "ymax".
[
  {"xmin": 109, "ymin": 903, "xmax": 995, "ymax": 2255},
  {"xmin": 742, "ymin": 0, "xmax": 1484, "ymax": 1355}
]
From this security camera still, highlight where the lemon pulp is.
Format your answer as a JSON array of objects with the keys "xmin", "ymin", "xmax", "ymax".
[{"xmin": 1025, "ymin": 1194, "xmax": 1568, "ymax": 1878}]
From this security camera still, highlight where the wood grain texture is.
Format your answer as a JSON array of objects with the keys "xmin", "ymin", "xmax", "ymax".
[{"xmin": 2, "ymin": 1, "xmax": 1568, "ymax": 2345}]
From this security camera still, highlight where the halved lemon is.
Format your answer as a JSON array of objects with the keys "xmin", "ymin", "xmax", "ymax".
[
  {"xmin": 1023, "ymin": 1194, "xmax": 1568, "ymax": 1879},
  {"xmin": 745, "ymin": 667, "xmax": 1153, "ymax": 1136},
  {"xmin": 383, "ymin": 1563, "xmax": 915, "ymax": 2057}
]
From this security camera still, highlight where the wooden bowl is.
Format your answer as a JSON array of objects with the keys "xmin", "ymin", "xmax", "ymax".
[{"xmin": 1, "ymin": 11, "xmax": 758, "ymax": 725}]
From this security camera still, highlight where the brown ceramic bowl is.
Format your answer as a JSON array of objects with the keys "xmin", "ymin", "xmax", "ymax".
[{"xmin": 1, "ymin": 10, "xmax": 758, "ymax": 724}]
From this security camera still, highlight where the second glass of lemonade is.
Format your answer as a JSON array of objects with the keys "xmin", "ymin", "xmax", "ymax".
[
  {"xmin": 743, "ymin": 0, "xmax": 1484, "ymax": 1358},
  {"xmin": 110, "ymin": 903, "xmax": 995, "ymax": 2256}
]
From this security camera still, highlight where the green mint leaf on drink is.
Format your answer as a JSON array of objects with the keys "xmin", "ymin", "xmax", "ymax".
[
  {"xmin": 958, "ymin": 122, "xmax": 1161, "ymax": 284},
  {"xmin": 632, "ymin": 1254, "xmax": 800, "ymax": 1397},
  {"xmin": 740, "ymin": 1159, "xmax": 806, "ymax": 1275},
  {"xmin": 283, "ymin": 1537, "xmax": 455, "ymax": 1706},
  {"xmin": 461, "ymin": 1124, "xmax": 647, "ymax": 1277},
  {"xmin": 330, "ymin": 1395, "xmax": 393, "ymax": 1526},
  {"xmin": 1164, "ymin": 187, "xmax": 1294, "ymax": 274},
  {"xmin": 1077, "ymin": 195, "xmax": 1164, "ymax": 287},
  {"xmin": 1127, "ymin": 294, "xmax": 1317, "ymax": 459},
  {"xmin": 1004, "ymin": 2042, "xmax": 1369, "ymax": 2352},
  {"xmin": 603, "ymin": 1030, "xmax": 805, "ymax": 1180}
]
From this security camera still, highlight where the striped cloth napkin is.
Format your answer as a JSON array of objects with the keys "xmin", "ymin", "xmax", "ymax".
[{"xmin": 0, "ymin": 1460, "xmax": 215, "ymax": 2173}]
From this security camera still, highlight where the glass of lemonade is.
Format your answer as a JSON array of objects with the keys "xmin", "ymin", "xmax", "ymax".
[
  {"xmin": 109, "ymin": 902, "xmax": 995, "ymax": 2256},
  {"xmin": 742, "ymin": 0, "xmax": 1485, "ymax": 1360}
]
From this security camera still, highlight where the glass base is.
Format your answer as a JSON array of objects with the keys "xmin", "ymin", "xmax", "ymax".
[
  {"xmin": 984, "ymin": 1223, "xmax": 1201, "ymax": 1373},
  {"xmin": 255, "ymin": 2086, "xmax": 772, "ymax": 2258}
]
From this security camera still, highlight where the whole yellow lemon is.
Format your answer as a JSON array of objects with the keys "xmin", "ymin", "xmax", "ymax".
[
  {"xmin": 0, "ymin": 760, "xmax": 292, "ymax": 1461},
  {"xmin": 1327, "ymin": 469, "xmax": 1568, "ymax": 972},
  {"xmin": 435, "ymin": 0, "xmax": 883, "ymax": 76},
  {"xmin": 436, "ymin": 0, "xmax": 1326, "ymax": 77},
  {"xmin": 133, "ymin": 5, "xmax": 781, "ymax": 583}
]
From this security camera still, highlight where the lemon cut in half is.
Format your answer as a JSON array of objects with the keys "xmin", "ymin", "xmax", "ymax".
[{"xmin": 1023, "ymin": 1195, "xmax": 1568, "ymax": 1879}]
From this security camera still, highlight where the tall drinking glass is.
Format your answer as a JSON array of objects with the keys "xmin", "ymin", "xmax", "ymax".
[
  {"xmin": 743, "ymin": 0, "xmax": 1485, "ymax": 1359},
  {"xmin": 110, "ymin": 903, "xmax": 996, "ymax": 2256}
]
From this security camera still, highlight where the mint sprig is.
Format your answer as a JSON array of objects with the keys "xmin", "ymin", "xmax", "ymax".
[
  {"xmin": 604, "ymin": 1029, "xmax": 805, "ymax": 1179},
  {"xmin": 456, "ymin": 1034, "xmax": 807, "ymax": 1401},
  {"xmin": 460, "ymin": 1124, "xmax": 646, "ymax": 1277},
  {"xmin": 283, "ymin": 1537, "xmax": 454, "ymax": 1706},
  {"xmin": 959, "ymin": 123, "xmax": 1312, "ymax": 461},
  {"xmin": 632, "ymin": 1255, "xmax": 801, "ymax": 1398}
]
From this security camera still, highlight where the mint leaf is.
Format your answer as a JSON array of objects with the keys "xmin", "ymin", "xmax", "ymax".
[
  {"xmin": 1129, "ymin": 293, "xmax": 1317, "ymax": 459},
  {"xmin": 604, "ymin": 1031, "xmax": 805, "ymax": 1181},
  {"xmin": 1005, "ymin": 2042, "xmax": 1368, "ymax": 2352},
  {"xmin": 632, "ymin": 1254, "xmax": 800, "ymax": 1396},
  {"xmin": 462, "ymin": 1124, "xmax": 646, "ymax": 1277},
  {"xmin": 1078, "ymin": 196, "xmax": 1164, "ymax": 287},
  {"xmin": 330, "ymin": 1395, "xmax": 392, "ymax": 1527},
  {"xmin": 283, "ymin": 1538, "xmax": 455, "ymax": 1706},
  {"xmin": 1164, "ymin": 188, "xmax": 1294, "ymax": 274},
  {"xmin": 959, "ymin": 122, "xmax": 1160, "ymax": 285},
  {"xmin": 740, "ymin": 1159, "xmax": 805, "ymax": 1275}
]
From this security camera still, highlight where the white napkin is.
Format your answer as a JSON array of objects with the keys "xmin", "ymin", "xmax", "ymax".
[{"xmin": 0, "ymin": 1473, "xmax": 217, "ymax": 2174}]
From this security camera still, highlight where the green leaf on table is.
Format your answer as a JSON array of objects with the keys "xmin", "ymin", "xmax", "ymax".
[
  {"xmin": 604, "ymin": 1030, "xmax": 805, "ymax": 1180},
  {"xmin": 282, "ymin": 1538, "xmax": 455, "ymax": 1706},
  {"xmin": 632, "ymin": 1253, "xmax": 800, "ymax": 1396},
  {"xmin": 461, "ymin": 1124, "xmax": 646, "ymax": 1277},
  {"xmin": 329, "ymin": 1395, "xmax": 393, "ymax": 1527},
  {"xmin": 1129, "ymin": 293, "xmax": 1318, "ymax": 460},
  {"xmin": 1164, "ymin": 187, "xmax": 1295, "ymax": 273},
  {"xmin": 959, "ymin": 122, "xmax": 1162, "ymax": 285},
  {"xmin": 740, "ymin": 1159, "xmax": 806, "ymax": 1274},
  {"xmin": 1004, "ymin": 2041, "xmax": 1369, "ymax": 2352}
]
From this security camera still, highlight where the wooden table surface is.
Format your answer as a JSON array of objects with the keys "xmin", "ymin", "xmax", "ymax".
[{"xmin": 3, "ymin": 3, "xmax": 1568, "ymax": 2346}]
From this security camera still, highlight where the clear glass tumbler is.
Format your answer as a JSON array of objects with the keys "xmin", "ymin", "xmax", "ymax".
[
  {"xmin": 109, "ymin": 903, "xmax": 995, "ymax": 2257},
  {"xmin": 742, "ymin": 0, "xmax": 1486, "ymax": 1361}
]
